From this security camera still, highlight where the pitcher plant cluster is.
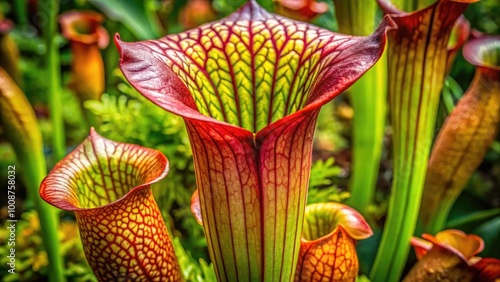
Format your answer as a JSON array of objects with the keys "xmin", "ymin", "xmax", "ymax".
[{"xmin": 0, "ymin": 0, "xmax": 499, "ymax": 281}]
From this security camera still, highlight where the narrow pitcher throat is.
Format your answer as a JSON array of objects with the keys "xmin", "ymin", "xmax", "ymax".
[{"xmin": 161, "ymin": 38, "xmax": 328, "ymax": 133}]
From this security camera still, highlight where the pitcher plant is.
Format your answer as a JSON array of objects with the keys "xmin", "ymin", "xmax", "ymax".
[{"xmin": 115, "ymin": 0, "xmax": 393, "ymax": 280}]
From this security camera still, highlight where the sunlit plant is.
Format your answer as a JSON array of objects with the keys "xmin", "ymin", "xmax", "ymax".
[{"xmin": 33, "ymin": 0, "xmax": 500, "ymax": 281}]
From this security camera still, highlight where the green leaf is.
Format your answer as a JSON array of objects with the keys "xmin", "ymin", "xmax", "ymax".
[
  {"xmin": 474, "ymin": 217, "xmax": 500, "ymax": 258},
  {"xmin": 89, "ymin": 0, "xmax": 161, "ymax": 40},
  {"xmin": 447, "ymin": 208, "xmax": 500, "ymax": 232}
]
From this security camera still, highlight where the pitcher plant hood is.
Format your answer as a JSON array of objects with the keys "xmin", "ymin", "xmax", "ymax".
[{"xmin": 117, "ymin": 0, "xmax": 394, "ymax": 280}]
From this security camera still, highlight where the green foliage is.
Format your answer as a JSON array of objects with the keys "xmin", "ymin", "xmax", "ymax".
[
  {"xmin": 172, "ymin": 237, "xmax": 217, "ymax": 282},
  {"xmin": 474, "ymin": 216, "xmax": 500, "ymax": 258},
  {"xmin": 88, "ymin": 0, "xmax": 162, "ymax": 39},
  {"xmin": 436, "ymin": 76, "xmax": 464, "ymax": 131},
  {"xmin": 356, "ymin": 275, "xmax": 371, "ymax": 282},
  {"xmin": 464, "ymin": 0, "xmax": 500, "ymax": 35},
  {"xmin": 212, "ymin": 0, "xmax": 252, "ymax": 15},
  {"xmin": 0, "ymin": 210, "xmax": 94, "ymax": 281},
  {"xmin": 313, "ymin": 0, "xmax": 338, "ymax": 31},
  {"xmin": 307, "ymin": 157, "xmax": 350, "ymax": 204}
]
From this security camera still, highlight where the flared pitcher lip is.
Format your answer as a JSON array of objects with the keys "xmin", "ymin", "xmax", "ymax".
[
  {"xmin": 40, "ymin": 128, "xmax": 169, "ymax": 212},
  {"xmin": 463, "ymin": 36, "xmax": 500, "ymax": 71},
  {"xmin": 300, "ymin": 203, "xmax": 373, "ymax": 244},
  {"xmin": 414, "ymin": 230, "xmax": 485, "ymax": 265},
  {"xmin": 60, "ymin": 10, "xmax": 109, "ymax": 48},
  {"xmin": 114, "ymin": 0, "xmax": 395, "ymax": 138}
]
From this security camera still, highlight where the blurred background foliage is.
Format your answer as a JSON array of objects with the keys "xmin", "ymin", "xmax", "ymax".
[{"xmin": 0, "ymin": 0, "xmax": 498, "ymax": 281}]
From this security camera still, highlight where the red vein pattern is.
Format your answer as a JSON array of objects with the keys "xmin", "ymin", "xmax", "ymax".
[
  {"xmin": 117, "ymin": 1, "xmax": 394, "ymax": 281},
  {"xmin": 295, "ymin": 203, "xmax": 372, "ymax": 282},
  {"xmin": 296, "ymin": 227, "xmax": 357, "ymax": 282},
  {"xmin": 40, "ymin": 129, "xmax": 181, "ymax": 281}
]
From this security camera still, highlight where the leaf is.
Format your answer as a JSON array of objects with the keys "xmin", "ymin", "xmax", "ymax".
[
  {"xmin": 89, "ymin": 0, "xmax": 161, "ymax": 40},
  {"xmin": 308, "ymin": 157, "xmax": 344, "ymax": 189},
  {"xmin": 442, "ymin": 76, "xmax": 464, "ymax": 114},
  {"xmin": 447, "ymin": 208, "xmax": 500, "ymax": 232},
  {"xmin": 473, "ymin": 217, "xmax": 500, "ymax": 258}
]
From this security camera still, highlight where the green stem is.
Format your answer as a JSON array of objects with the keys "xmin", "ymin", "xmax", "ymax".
[
  {"xmin": 22, "ymin": 152, "xmax": 66, "ymax": 282},
  {"xmin": 42, "ymin": 0, "xmax": 66, "ymax": 161},
  {"xmin": 333, "ymin": 0, "xmax": 386, "ymax": 214},
  {"xmin": 257, "ymin": 0, "xmax": 273, "ymax": 12},
  {"xmin": 392, "ymin": 0, "xmax": 434, "ymax": 11},
  {"xmin": 427, "ymin": 200, "xmax": 452, "ymax": 234},
  {"xmin": 348, "ymin": 56, "xmax": 387, "ymax": 214},
  {"xmin": 370, "ymin": 150, "xmax": 429, "ymax": 281}
]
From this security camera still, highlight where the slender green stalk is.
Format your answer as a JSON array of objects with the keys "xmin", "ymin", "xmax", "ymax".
[
  {"xmin": 428, "ymin": 200, "xmax": 453, "ymax": 233},
  {"xmin": 333, "ymin": 0, "xmax": 387, "ymax": 214},
  {"xmin": 24, "ymin": 148, "xmax": 66, "ymax": 282},
  {"xmin": 347, "ymin": 61, "xmax": 386, "ymax": 213},
  {"xmin": 42, "ymin": 0, "xmax": 65, "ymax": 161},
  {"xmin": 13, "ymin": 0, "xmax": 28, "ymax": 26}
]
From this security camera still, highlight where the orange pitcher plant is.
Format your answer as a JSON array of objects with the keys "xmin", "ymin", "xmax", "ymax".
[
  {"xmin": 60, "ymin": 11, "xmax": 108, "ymax": 104},
  {"xmin": 405, "ymin": 230, "xmax": 500, "ymax": 281}
]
